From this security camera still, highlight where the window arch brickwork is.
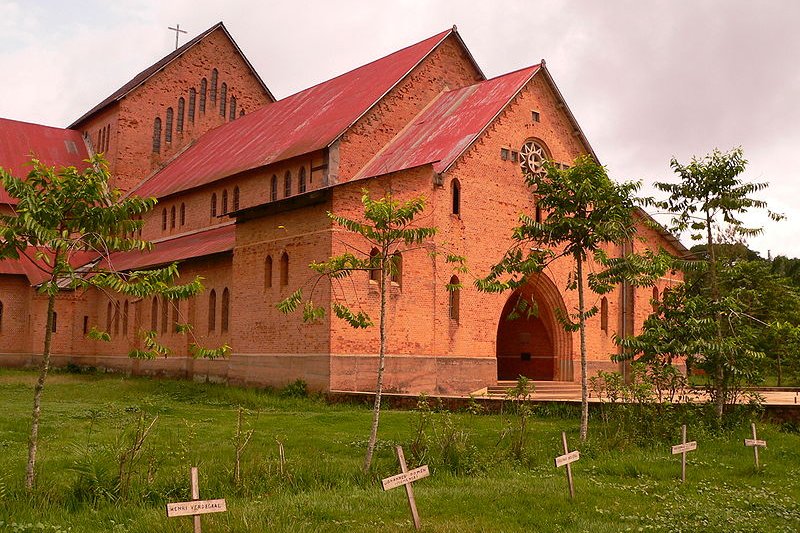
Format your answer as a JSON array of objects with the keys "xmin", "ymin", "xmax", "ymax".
[
  {"xmin": 449, "ymin": 275, "xmax": 460, "ymax": 321},
  {"xmin": 221, "ymin": 288, "xmax": 230, "ymax": 333},
  {"xmin": 208, "ymin": 289, "xmax": 217, "ymax": 332},
  {"xmin": 152, "ymin": 117, "xmax": 161, "ymax": 153}
]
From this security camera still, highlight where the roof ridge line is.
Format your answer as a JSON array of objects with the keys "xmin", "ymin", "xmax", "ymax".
[
  {"xmin": 326, "ymin": 28, "xmax": 458, "ymax": 150},
  {"xmin": 149, "ymin": 220, "xmax": 235, "ymax": 245},
  {"xmin": 352, "ymin": 86, "xmax": 453, "ymax": 181},
  {"xmin": 439, "ymin": 65, "xmax": 541, "ymax": 175}
]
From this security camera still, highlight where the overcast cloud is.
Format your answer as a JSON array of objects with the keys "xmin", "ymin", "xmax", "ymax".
[{"xmin": 1, "ymin": 0, "xmax": 798, "ymax": 256}]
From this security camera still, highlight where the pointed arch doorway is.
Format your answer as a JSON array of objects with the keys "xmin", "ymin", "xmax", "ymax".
[{"xmin": 496, "ymin": 274, "xmax": 573, "ymax": 381}]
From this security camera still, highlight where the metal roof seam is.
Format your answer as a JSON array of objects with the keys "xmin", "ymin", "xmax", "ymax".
[
  {"xmin": 352, "ymin": 86, "xmax": 454, "ymax": 181},
  {"xmin": 439, "ymin": 66, "xmax": 540, "ymax": 176},
  {"xmin": 325, "ymin": 29, "xmax": 455, "ymax": 151}
]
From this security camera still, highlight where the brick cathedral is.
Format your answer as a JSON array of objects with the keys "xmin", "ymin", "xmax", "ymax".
[{"xmin": 0, "ymin": 23, "xmax": 686, "ymax": 394}]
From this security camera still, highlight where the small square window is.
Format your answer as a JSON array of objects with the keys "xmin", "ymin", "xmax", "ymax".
[
  {"xmin": 500, "ymin": 148, "xmax": 510, "ymax": 161},
  {"xmin": 511, "ymin": 150, "xmax": 519, "ymax": 163},
  {"xmin": 531, "ymin": 110, "xmax": 541, "ymax": 122}
]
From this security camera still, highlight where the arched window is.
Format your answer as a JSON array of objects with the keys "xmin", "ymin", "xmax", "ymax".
[
  {"xmin": 188, "ymin": 88, "xmax": 196, "ymax": 123},
  {"xmin": 600, "ymin": 297, "xmax": 609, "ymax": 333},
  {"xmin": 105, "ymin": 125, "xmax": 111, "ymax": 152},
  {"xmin": 208, "ymin": 289, "xmax": 217, "ymax": 332},
  {"xmin": 369, "ymin": 248, "xmax": 380, "ymax": 283},
  {"xmin": 448, "ymin": 275, "xmax": 460, "ymax": 321},
  {"xmin": 180, "ymin": 203, "xmax": 186, "ymax": 226},
  {"xmin": 220, "ymin": 83, "xmax": 227, "ymax": 117},
  {"xmin": 265, "ymin": 255, "xmax": 273, "ymax": 289},
  {"xmin": 98, "ymin": 128, "xmax": 104, "ymax": 153},
  {"xmin": 200, "ymin": 78, "xmax": 207, "ymax": 113},
  {"xmin": 284, "ymin": 171, "xmax": 292, "ymax": 197},
  {"xmin": 210, "ymin": 69, "xmax": 218, "ymax": 104},
  {"xmin": 172, "ymin": 302, "xmax": 179, "ymax": 333},
  {"xmin": 152, "ymin": 117, "xmax": 162, "ymax": 153},
  {"xmin": 177, "ymin": 97, "xmax": 185, "ymax": 132},
  {"xmin": 280, "ymin": 252, "xmax": 289, "ymax": 286},
  {"xmin": 270, "ymin": 175, "xmax": 277, "ymax": 201},
  {"xmin": 51, "ymin": 312, "xmax": 57, "ymax": 333},
  {"xmin": 390, "ymin": 252, "xmax": 402, "ymax": 286},
  {"xmin": 221, "ymin": 189, "xmax": 228, "ymax": 215},
  {"xmin": 113, "ymin": 301, "xmax": 120, "ymax": 335},
  {"xmin": 535, "ymin": 200, "xmax": 543, "ymax": 223},
  {"xmin": 298, "ymin": 167, "xmax": 307, "ymax": 194},
  {"xmin": 151, "ymin": 297, "xmax": 158, "ymax": 331},
  {"xmin": 210, "ymin": 193, "xmax": 217, "ymax": 218},
  {"xmin": 123, "ymin": 300, "xmax": 129, "ymax": 336},
  {"xmin": 170, "ymin": 205, "xmax": 176, "ymax": 228},
  {"xmin": 161, "ymin": 297, "xmax": 168, "ymax": 334},
  {"xmin": 652, "ymin": 287, "xmax": 660, "ymax": 312},
  {"xmin": 106, "ymin": 302, "xmax": 112, "ymax": 332},
  {"xmin": 233, "ymin": 186, "xmax": 240, "ymax": 211},
  {"xmin": 165, "ymin": 107, "xmax": 173, "ymax": 143},
  {"xmin": 161, "ymin": 208, "xmax": 167, "ymax": 230},
  {"xmin": 451, "ymin": 179, "xmax": 461, "ymax": 215},
  {"xmin": 229, "ymin": 96, "xmax": 237, "ymax": 120},
  {"xmin": 221, "ymin": 288, "xmax": 230, "ymax": 333}
]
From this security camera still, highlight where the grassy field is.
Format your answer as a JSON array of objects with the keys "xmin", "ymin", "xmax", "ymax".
[{"xmin": 0, "ymin": 369, "xmax": 799, "ymax": 532}]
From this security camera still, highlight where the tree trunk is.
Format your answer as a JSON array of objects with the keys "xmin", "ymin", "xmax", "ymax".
[
  {"xmin": 363, "ymin": 251, "xmax": 389, "ymax": 471},
  {"xmin": 25, "ymin": 291, "xmax": 56, "ymax": 491},
  {"xmin": 577, "ymin": 255, "xmax": 589, "ymax": 441},
  {"xmin": 706, "ymin": 215, "xmax": 725, "ymax": 421}
]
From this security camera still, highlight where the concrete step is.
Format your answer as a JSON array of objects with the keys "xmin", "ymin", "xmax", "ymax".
[{"xmin": 482, "ymin": 380, "xmax": 581, "ymax": 399}]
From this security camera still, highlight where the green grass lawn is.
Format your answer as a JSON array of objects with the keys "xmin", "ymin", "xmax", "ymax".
[{"xmin": 0, "ymin": 369, "xmax": 799, "ymax": 532}]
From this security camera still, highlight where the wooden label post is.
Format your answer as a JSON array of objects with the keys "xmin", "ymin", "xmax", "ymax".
[
  {"xmin": 554, "ymin": 431, "xmax": 579, "ymax": 499},
  {"xmin": 381, "ymin": 446, "xmax": 430, "ymax": 531},
  {"xmin": 743, "ymin": 422, "xmax": 767, "ymax": 468},
  {"xmin": 166, "ymin": 467, "xmax": 227, "ymax": 533},
  {"xmin": 671, "ymin": 425, "xmax": 697, "ymax": 483}
]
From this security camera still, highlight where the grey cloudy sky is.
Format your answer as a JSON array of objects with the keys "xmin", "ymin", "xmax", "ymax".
[{"xmin": 1, "ymin": 0, "xmax": 798, "ymax": 257}]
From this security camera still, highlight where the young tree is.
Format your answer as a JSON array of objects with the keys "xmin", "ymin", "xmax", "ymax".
[
  {"xmin": 650, "ymin": 147, "xmax": 783, "ymax": 418},
  {"xmin": 0, "ymin": 157, "xmax": 208, "ymax": 490},
  {"xmin": 478, "ymin": 156, "xmax": 669, "ymax": 441},
  {"xmin": 278, "ymin": 190, "xmax": 448, "ymax": 471}
]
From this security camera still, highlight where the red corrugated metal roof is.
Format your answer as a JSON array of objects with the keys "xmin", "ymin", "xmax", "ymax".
[
  {"xmin": 104, "ymin": 223, "xmax": 235, "ymax": 272},
  {"xmin": 0, "ymin": 249, "xmax": 98, "ymax": 286},
  {"xmin": 131, "ymin": 29, "xmax": 455, "ymax": 200},
  {"xmin": 69, "ymin": 22, "xmax": 274, "ymax": 128},
  {"xmin": 0, "ymin": 118, "xmax": 90, "ymax": 205},
  {"xmin": 356, "ymin": 65, "xmax": 540, "ymax": 179}
]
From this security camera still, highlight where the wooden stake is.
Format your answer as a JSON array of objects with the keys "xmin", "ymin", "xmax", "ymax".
[
  {"xmin": 744, "ymin": 423, "xmax": 767, "ymax": 469},
  {"xmin": 671, "ymin": 424, "xmax": 697, "ymax": 483},
  {"xmin": 554, "ymin": 431, "xmax": 579, "ymax": 499},
  {"xmin": 166, "ymin": 467, "xmax": 227, "ymax": 532},
  {"xmin": 381, "ymin": 446, "xmax": 430, "ymax": 531},
  {"xmin": 191, "ymin": 467, "xmax": 201, "ymax": 533}
]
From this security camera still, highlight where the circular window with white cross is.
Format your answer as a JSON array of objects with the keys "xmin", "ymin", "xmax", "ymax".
[{"xmin": 519, "ymin": 140, "xmax": 549, "ymax": 180}]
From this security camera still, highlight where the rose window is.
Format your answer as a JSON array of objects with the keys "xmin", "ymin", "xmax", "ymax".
[{"xmin": 519, "ymin": 140, "xmax": 548, "ymax": 180}]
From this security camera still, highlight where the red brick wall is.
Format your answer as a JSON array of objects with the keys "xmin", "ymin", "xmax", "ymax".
[
  {"xmin": 75, "ymin": 27, "xmax": 272, "ymax": 193},
  {"xmin": 333, "ymin": 35, "xmax": 483, "ymax": 184},
  {"xmin": 0, "ymin": 275, "xmax": 33, "ymax": 354}
]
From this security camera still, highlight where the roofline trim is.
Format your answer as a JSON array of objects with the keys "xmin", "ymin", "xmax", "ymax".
[
  {"xmin": 439, "ymin": 65, "xmax": 540, "ymax": 175},
  {"xmin": 69, "ymin": 22, "xmax": 274, "ymax": 128},
  {"xmin": 537, "ymin": 64, "xmax": 598, "ymax": 162},
  {"xmin": 326, "ymin": 28, "xmax": 484, "ymax": 151}
]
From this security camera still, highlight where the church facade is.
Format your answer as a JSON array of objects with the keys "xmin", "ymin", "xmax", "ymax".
[{"xmin": 0, "ymin": 23, "xmax": 686, "ymax": 394}]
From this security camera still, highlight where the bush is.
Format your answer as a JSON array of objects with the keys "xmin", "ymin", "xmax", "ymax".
[{"xmin": 280, "ymin": 379, "xmax": 308, "ymax": 398}]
